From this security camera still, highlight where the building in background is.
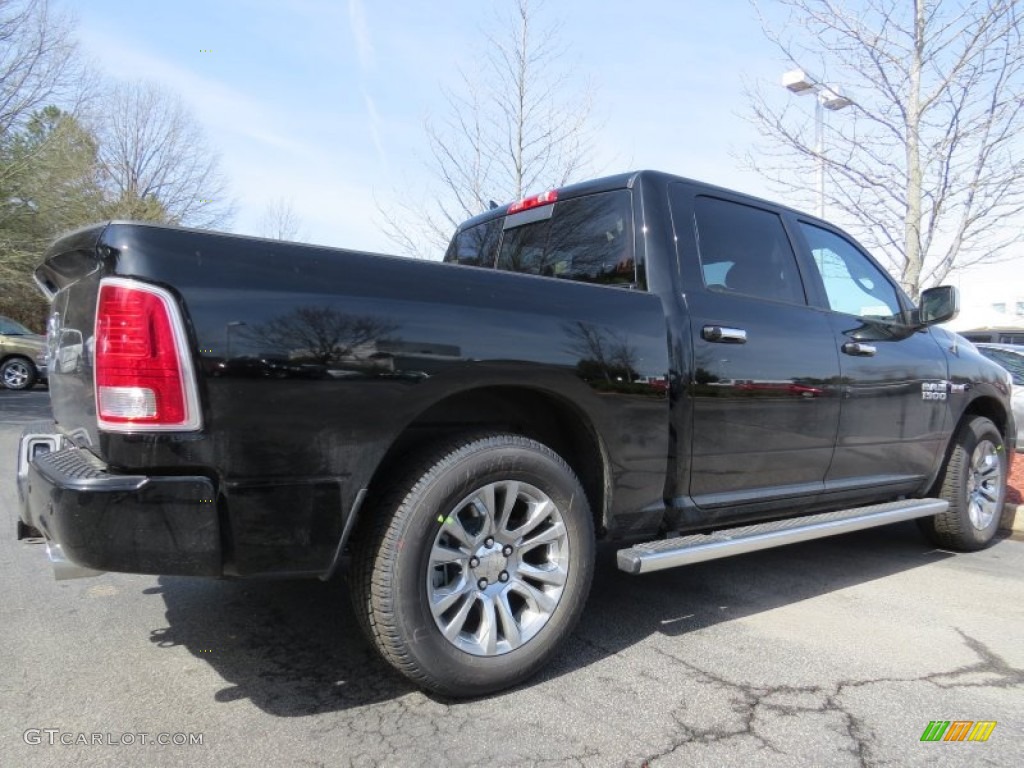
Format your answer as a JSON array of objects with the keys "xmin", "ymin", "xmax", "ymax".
[{"xmin": 942, "ymin": 280, "xmax": 1024, "ymax": 344}]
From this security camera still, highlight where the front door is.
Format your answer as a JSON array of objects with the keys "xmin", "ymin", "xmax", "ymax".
[{"xmin": 794, "ymin": 221, "xmax": 949, "ymax": 498}]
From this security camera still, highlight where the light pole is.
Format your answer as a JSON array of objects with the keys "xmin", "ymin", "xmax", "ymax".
[
  {"xmin": 781, "ymin": 69, "xmax": 852, "ymax": 218},
  {"xmin": 225, "ymin": 321, "xmax": 246, "ymax": 359}
]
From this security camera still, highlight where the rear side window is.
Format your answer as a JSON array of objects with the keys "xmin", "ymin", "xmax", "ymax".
[
  {"xmin": 445, "ymin": 190, "xmax": 639, "ymax": 288},
  {"xmin": 693, "ymin": 196, "xmax": 805, "ymax": 305}
]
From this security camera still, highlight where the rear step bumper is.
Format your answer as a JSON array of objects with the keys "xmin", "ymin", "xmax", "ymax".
[
  {"xmin": 46, "ymin": 541, "xmax": 106, "ymax": 581},
  {"xmin": 617, "ymin": 498, "xmax": 948, "ymax": 574},
  {"xmin": 19, "ymin": 442, "xmax": 222, "ymax": 579}
]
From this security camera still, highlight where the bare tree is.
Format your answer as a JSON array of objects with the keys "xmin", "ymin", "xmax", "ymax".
[
  {"xmin": 0, "ymin": 0, "xmax": 87, "ymax": 138},
  {"xmin": 259, "ymin": 197, "xmax": 303, "ymax": 241},
  {"xmin": 242, "ymin": 307, "xmax": 398, "ymax": 365},
  {"xmin": 563, "ymin": 321, "xmax": 638, "ymax": 383},
  {"xmin": 93, "ymin": 80, "xmax": 234, "ymax": 228},
  {"xmin": 381, "ymin": 0, "xmax": 596, "ymax": 258},
  {"xmin": 745, "ymin": 0, "xmax": 1024, "ymax": 298}
]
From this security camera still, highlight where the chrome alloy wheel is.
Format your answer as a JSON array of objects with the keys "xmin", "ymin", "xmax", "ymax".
[
  {"xmin": 426, "ymin": 480, "xmax": 570, "ymax": 656},
  {"xmin": 965, "ymin": 439, "xmax": 1002, "ymax": 530},
  {"xmin": 2, "ymin": 360, "xmax": 31, "ymax": 388}
]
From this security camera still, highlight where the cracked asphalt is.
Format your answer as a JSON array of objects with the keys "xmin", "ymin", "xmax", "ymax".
[{"xmin": 2, "ymin": 390, "xmax": 1023, "ymax": 767}]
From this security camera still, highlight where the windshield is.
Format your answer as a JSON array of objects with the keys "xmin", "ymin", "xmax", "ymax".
[
  {"xmin": 978, "ymin": 347, "xmax": 1024, "ymax": 385},
  {"xmin": 0, "ymin": 317, "xmax": 33, "ymax": 335}
]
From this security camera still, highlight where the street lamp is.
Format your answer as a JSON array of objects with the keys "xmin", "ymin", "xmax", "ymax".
[
  {"xmin": 225, "ymin": 321, "xmax": 247, "ymax": 359},
  {"xmin": 782, "ymin": 69, "xmax": 852, "ymax": 217}
]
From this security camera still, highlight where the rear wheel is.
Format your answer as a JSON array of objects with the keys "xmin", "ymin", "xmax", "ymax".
[
  {"xmin": 1, "ymin": 357, "xmax": 37, "ymax": 390},
  {"xmin": 919, "ymin": 416, "xmax": 1007, "ymax": 551},
  {"xmin": 350, "ymin": 433, "xmax": 595, "ymax": 697}
]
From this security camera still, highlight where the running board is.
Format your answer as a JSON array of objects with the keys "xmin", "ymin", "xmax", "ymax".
[{"xmin": 617, "ymin": 498, "xmax": 948, "ymax": 574}]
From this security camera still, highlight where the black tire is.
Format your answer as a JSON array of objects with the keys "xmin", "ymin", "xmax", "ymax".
[
  {"xmin": 1, "ymin": 356, "xmax": 38, "ymax": 391},
  {"xmin": 918, "ymin": 416, "xmax": 1007, "ymax": 551},
  {"xmin": 350, "ymin": 433, "xmax": 595, "ymax": 697}
]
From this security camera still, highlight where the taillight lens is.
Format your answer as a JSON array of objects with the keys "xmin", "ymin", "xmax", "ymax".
[{"xmin": 94, "ymin": 278, "xmax": 201, "ymax": 431}]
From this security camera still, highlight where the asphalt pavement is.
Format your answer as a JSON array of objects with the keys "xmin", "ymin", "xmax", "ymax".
[{"xmin": 1, "ymin": 388, "xmax": 1022, "ymax": 767}]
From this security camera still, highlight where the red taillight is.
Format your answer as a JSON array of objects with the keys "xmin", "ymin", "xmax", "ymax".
[
  {"xmin": 95, "ymin": 278, "xmax": 201, "ymax": 431},
  {"xmin": 507, "ymin": 189, "xmax": 558, "ymax": 214}
]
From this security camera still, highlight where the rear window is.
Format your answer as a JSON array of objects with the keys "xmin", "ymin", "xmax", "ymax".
[
  {"xmin": 444, "ymin": 190, "xmax": 640, "ymax": 288},
  {"xmin": 444, "ymin": 217, "xmax": 502, "ymax": 267}
]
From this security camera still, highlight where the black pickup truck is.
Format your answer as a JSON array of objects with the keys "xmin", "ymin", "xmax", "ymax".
[{"xmin": 16, "ymin": 170, "xmax": 1017, "ymax": 697}]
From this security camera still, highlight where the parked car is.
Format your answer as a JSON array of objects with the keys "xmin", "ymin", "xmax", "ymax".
[
  {"xmin": 0, "ymin": 315, "xmax": 47, "ymax": 390},
  {"xmin": 975, "ymin": 343, "xmax": 1024, "ymax": 449},
  {"xmin": 961, "ymin": 328, "xmax": 1024, "ymax": 345},
  {"xmin": 16, "ymin": 170, "xmax": 1017, "ymax": 697}
]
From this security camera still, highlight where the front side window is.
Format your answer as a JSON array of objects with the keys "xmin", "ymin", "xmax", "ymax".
[
  {"xmin": 799, "ymin": 223, "xmax": 902, "ymax": 321},
  {"xmin": 693, "ymin": 196, "xmax": 805, "ymax": 305}
]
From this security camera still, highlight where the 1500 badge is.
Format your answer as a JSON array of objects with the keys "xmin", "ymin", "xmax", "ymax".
[{"xmin": 922, "ymin": 381, "xmax": 949, "ymax": 401}]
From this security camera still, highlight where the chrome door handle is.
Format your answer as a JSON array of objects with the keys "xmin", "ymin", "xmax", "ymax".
[
  {"xmin": 702, "ymin": 326, "xmax": 747, "ymax": 344},
  {"xmin": 842, "ymin": 342, "xmax": 877, "ymax": 356}
]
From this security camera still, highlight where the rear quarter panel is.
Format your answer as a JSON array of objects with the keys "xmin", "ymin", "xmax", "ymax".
[{"xmin": 45, "ymin": 224, "xmax": 670, "ymax": 575}]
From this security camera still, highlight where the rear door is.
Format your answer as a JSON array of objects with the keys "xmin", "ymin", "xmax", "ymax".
[
  {"xmin": 793, "ymin": 220, "xmax": 949, "ymax": 500},
  {"xmin": 669, "ymin": 185, "xmax": 841, "ymax": 523}
]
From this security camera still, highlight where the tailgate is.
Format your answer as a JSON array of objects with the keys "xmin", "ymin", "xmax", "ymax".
[{"xmin": 34, "ymin": 223, "xmax": 111, "ymax": 449}]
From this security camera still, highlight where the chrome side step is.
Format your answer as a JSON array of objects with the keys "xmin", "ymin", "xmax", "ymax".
[{"xmin": 617, "ymin": 498, "xmax": 948, "ymax": 574}]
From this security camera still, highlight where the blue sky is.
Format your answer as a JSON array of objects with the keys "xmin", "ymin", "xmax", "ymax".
[
  {"xmin": 70, "ymin": 0, "xmax": 1021, "ymax": 307},
  {"xmin": 73, "ymin": 1, "xmax": 789, "ymax": 248}
]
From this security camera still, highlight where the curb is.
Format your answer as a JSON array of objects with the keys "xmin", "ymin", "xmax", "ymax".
[{"xmin": 1000, "ymin": 502, "xmax": 1023, "ymax": 534}]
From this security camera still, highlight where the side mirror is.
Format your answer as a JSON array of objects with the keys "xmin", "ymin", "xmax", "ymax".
[{"xmin": 918, "ymin": 285, "xmax": 959, "ymax": 326}]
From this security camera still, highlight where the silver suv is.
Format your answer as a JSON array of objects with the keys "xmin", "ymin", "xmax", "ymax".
[{"xmin": 975, "ymin": 343, "xmax": 1024, "ymax": 450}]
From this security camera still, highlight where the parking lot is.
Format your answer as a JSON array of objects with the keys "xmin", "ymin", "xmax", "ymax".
[{"xmin": 2, "ymin": 388, "xmax": 1022, "ymax": 767}]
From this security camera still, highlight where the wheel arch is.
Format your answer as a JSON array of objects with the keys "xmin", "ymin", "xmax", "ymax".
[
  {"xmin": 920, "ymin": 396, "xmax": 1007, "ymax": 551},
  {"xmin": 359, "ymin": 385, "xmax": 610, "ymax": 539},
  {"xmin": 927, "ymin": 394, "xmax": 1009, "ymax": 496},
  {"xmin": 958, "ymin": 394, "xmax": 1009, "ymax": 442}
]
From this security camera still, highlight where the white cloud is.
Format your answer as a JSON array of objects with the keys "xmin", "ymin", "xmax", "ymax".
[
  {"xmin": 347, "ymin": 0, "xmax": 375, "ymax": 72},
  {"xmin": 362, "ymin": 90, "xmax": 388, "ymax": 168},
  {"xmin": 345, "ymin": 1, "xmax": 387, "ymax": 168},
  {"xmin": 77, "ymin": 27, "xmax": 311, "ymax": 158}
]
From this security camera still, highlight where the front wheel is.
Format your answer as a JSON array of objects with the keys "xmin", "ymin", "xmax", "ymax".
[
  {"xmin": 1, "ymin": 357, "xmax": 38, "ymax": 390},
  {"xmin": 350, "ymin": 433, "xmax": 595, "ymax": 697},
  {"xmin": 919, "ymin": 416, "xmax": 1007, "ymax": 551}
]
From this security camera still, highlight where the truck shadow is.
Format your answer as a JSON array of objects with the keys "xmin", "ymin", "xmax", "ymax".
[{"xmin": 147, "ymin": 521, "xmax": 955, "ymax": 715}]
